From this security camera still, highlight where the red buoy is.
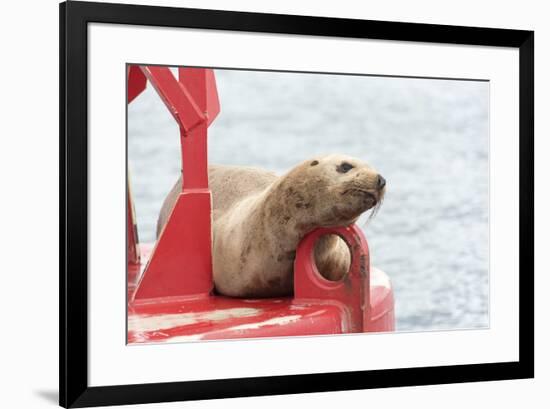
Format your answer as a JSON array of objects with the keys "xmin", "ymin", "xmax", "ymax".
[{"xmin": 127, "ymin": 65, "xmax": 395, "ymax": 344}]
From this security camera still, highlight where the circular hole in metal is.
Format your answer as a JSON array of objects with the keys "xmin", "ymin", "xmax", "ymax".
[{"xmin": 313, "ymin": 233, "xmax": 351, "ymax": 282}]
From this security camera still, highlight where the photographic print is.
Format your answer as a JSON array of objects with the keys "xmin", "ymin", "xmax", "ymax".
[
  {"xmin": 61, "ymin": 2, "xmax": 533, "ymax": 406},
  {"xmin": 126, "ymin": 65, "xmax": 489, "ymax": 344}
]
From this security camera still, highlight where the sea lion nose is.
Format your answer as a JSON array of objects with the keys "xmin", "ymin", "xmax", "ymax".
[{"xmin": 377, "ymin": 175, "xmax": 386, "ymax": 189}]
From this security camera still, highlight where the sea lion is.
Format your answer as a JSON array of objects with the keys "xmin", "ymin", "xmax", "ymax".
[{"xmin": 157, "ymin": 154, "xmax": 386, "ymax": 298}]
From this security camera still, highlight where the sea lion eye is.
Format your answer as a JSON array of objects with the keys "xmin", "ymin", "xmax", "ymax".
[
  {"xmin": 336, "ymin": 162, "xmax": 354, "ymax": 173},
  {"xmin": 310, "ymin": 160, "xmax": 319, "ymax": 166}
]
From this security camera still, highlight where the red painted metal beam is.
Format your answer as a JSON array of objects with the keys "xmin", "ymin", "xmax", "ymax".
[
  {"xmin": 139, "ymin": 66, "xmax": 205, "ymax": 134},
  {"xmin": 127, "ymin": 175, "xmax": 140, "ymax": 265},
  {"xmin": 176, "ymin": 67, "xmax": 219, "ymax": 190},
  {"xmin": 132, "ymin": 190, "xmax": 213, "ymax": 300},
  {"xmin": 127, "ymin": 65, "xmax": 146, "ymax": 103},
  {"xmin": 178, "ymin": 67, "xmax": 220, "ymax": 126},
  {"xmin": 132, "ymin": 66, "xmax": 217, "ymax": 301},
  {"xmin": 126, "ymin": 66, "xmax": 144, "ymax": 265}
]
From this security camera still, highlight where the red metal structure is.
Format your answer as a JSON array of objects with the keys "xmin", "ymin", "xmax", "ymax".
[{"xmin": 127, "ymin": 65, "xmax": 394, "ymax": 343}]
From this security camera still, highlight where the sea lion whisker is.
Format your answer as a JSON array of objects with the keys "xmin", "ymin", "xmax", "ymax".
[{"xmin": 362, "ymin": 196, "xmax": 384, "ymax": 228}]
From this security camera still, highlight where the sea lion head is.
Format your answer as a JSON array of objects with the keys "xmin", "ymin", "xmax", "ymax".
[{"xmin": 282, "ymin": 154, "xmax": 386, "ymax": 229}]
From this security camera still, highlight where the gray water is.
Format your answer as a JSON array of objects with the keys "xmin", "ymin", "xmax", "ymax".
[{"xmin": 128, "ymin": 68, "xmax": 489, "ymax": 332}]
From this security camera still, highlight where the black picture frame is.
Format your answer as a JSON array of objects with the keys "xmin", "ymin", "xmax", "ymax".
[{"xmin": 60, "ymin": 1, "xmax": 534, "ymax": 407}]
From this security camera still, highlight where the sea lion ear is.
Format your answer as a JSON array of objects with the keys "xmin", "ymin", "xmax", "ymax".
[{"xmin": 310, "ymin": 160, "xmax": 319, "ymax": 166}]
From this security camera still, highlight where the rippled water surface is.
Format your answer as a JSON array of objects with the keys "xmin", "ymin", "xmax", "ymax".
[{"xmin": 128, "ymin": 69, "xmax": 489, "ymax": 332}]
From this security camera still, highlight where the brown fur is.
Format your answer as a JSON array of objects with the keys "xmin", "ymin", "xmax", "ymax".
[{"xmin": 157, "ymin": 154, "xmax": 385, "ymax": 297}]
